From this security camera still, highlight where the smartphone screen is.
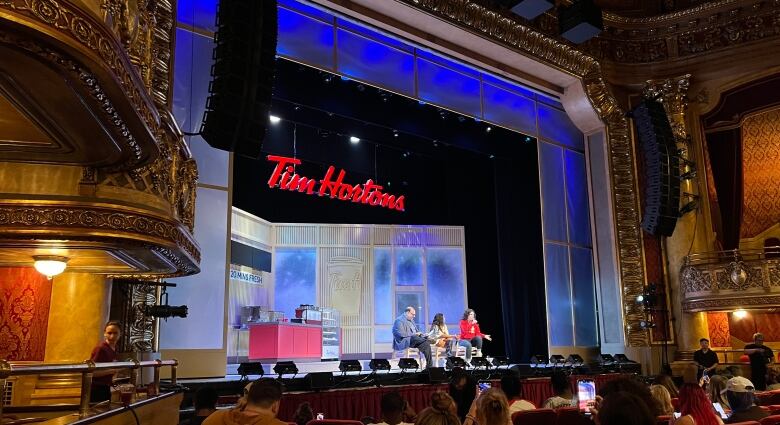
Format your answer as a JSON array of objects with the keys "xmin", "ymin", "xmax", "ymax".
[
  {"xmin": 713, "ymin": 403, "xmax": 727, "ymax": 419},
  {"xmin": 478, "ymin": 381, "xmax": 491, "ymax": 393},
  {"xmin": 577, "ymin": 379, "xmax": 596, "ymax": 413}
]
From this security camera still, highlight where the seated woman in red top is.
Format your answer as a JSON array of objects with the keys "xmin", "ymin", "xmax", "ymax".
[
  {"xmin": 459, "ymin": 309, "xmax": 491, "ymax": 361},
  {"xmin": 89, "ymin": 321, "xmax": 121, "ymax": 403}
]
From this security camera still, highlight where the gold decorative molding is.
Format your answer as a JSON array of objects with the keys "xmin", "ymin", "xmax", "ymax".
[
  {"xmin": 644, "ymin": 74, "xmax": 692, "ymax": 143},
  {"xmin": 396, "ymin": 0, "xmax": 649, "ymax": 345}
]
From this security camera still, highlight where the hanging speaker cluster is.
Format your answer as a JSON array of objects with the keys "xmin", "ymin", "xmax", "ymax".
[
  {"xmin": 630, "ymin": 98, "xmax": 680, "ymax": 237},
  {"xmin": 200, "ymin": 0, "xmax": 278, "ymax": 158}
]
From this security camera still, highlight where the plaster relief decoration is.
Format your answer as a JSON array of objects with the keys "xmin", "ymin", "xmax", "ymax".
[{"xmin": 327, "ymin": 257, "xmax": 363, "ymax": 316}]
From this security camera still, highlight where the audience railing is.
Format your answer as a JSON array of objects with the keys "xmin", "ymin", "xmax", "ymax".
[
  {"xmin": 0, "ymin": 359, "xmax": 177, "ymax": 419},
  {"xmin": 680, "ymin": 247, "xmax": 780, "ymax": 312}
]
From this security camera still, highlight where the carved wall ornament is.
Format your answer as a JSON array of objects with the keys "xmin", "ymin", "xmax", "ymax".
[
  {"xmin": 394, "ymin": 0, "xmax": 647, "ymax": 345},
  {"xmin": 643, "ymin": 74, "xmax": 692, "ymax": 143}
]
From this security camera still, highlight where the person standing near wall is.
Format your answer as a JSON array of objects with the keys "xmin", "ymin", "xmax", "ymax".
[
  {"xmin": 744, "ymin": 332, "xmax": 774, "ymax": 390},
  {"xmin": 89, "ymin": 321, "xmax": 121, "ymax": 403}
]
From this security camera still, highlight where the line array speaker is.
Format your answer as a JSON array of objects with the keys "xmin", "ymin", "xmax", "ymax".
[
  {"xmin": 200, "ymin": 0, "xmax": 278, "ymax": 158},
  {"xmin": 631, "ymin": 98, "xmax": 680, "ymax": 237}
]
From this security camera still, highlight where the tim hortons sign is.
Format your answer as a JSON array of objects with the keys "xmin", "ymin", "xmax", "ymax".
[{"xmin": 266, "ymin": 155, "xmax": 406, "ymax": 211}]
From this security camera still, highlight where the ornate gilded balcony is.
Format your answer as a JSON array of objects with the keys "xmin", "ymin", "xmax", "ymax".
[
  {"xmin": 679, "ymin": 248, "xmax": 780, "ymax": 312},
  {"xmin": 0, "ymin": 0, "xmax": 200, "ymax": 276}
]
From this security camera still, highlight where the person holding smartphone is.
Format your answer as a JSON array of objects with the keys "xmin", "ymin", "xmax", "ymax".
[{"xmin": 464, "ymin": 388, "xmax": 511, "ymax": 425}]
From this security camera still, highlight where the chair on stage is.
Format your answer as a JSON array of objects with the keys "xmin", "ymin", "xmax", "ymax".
[
  {"xmin": 512, "ymin": 408, "xmax": 557, "ymax": 425},
  {"xmin": 306, "ymin": 420, "xmax": 364, "ymax": 425},
  {"xmin": 555, "ymin": 407, "xmax": 590, "ymax": 425},
  {"xmin": 432, "ymin": 341, "xmax": 480, "ymax": 367}
]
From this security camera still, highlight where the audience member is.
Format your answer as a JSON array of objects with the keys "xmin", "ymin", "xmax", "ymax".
[
  {"xmin": 191, "ymin": 387, "xmax": 219, "ymax": 425},
  {"xmin": 654, "ymin": 374, "xmax": 680, "ymax": 398},
  {"xmin": 448, "ymin": 369, "xmax": 477, "ymax": 422},
  {"xmin": 707, "ymin": 375, "xmax": 729, "ymax": 410},
  {"xmin": 543, "ymin": 371, "xmax": 576, "ymax": 409},
  {"xmin": 767, "ymin": 367, "xmax": 780, "ymax": 390},
  {"xmin": 674, "ymin": 383, "xmax": 722, "ymax": 425},
  {"xmin": 292, "ymin": 402, "xmax": 314, "ymax": 425},
  {"xmin": 595, "ymin": 391, "xmax": 655, "ymax": 425},
  {"xmin": 500, "ymin": 372, "xmax": 535, "ymax": 413},
  {"xmin": 744, "ymin": 332, "xmax": 774, "ymax": 390},
  {"xmin": 203, "ymin": 378, "xmax": 286, "ymax": 425},
  {"xmin": 415, "ymin": 391, "xmax": 461, "ymax": 425},
  {"xmin": 373, "ymin": 392, "xmax": 414, "ymax": 425},
  {"xmin": 649, "ymin": 385, "xmax": 674, "ymax": 416},
  {"xmin": 362, "ymin": 418, "xmax": 378, "ymax": 425},
  {"xmin": 723, "ymin": 377, "xmax": 768, "ymax": 424},
  {"xmin": 463, "ymin": 388, "xmax": 510, "ymax": 425},
  {"xmin": 599, "ymin": 377, "xmax": 661, "ymax": 416}
]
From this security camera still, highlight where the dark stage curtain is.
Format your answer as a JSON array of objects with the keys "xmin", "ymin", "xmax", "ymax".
[
  {"xmin": 706, "ymin": 128, "xmax": 743, "ymax": 250},
  {"xmin": 493, "ymin": 155, "xmax": 548, "ymax": 364}
]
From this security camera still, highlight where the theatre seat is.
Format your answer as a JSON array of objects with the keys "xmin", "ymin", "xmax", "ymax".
[
  {"xmin": 555, "ymin": 408, "xmax": 590, "ymax": 425},
  {"xmin": 727, "ymin": 421, "xmax": 761, "ymax": 425},
  {"xmin": 761, "ymin": 415, "xmax": 780, "ymax": 425},
  {"xmin": 306, "ymin": 420, "xmax": 364, "ymax": 425},
  {"xmin": 512, "ymin": 409, "xmax": 557, "ymax": 425}
]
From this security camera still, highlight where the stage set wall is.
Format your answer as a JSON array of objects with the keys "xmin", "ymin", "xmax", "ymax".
[
  {"xmin": 230, "ymin": 208, "xmax": 468, "ymax": 360},
  {"xmin": 160, "ymin": 0, "xmax": 624, "ymax": 376}
]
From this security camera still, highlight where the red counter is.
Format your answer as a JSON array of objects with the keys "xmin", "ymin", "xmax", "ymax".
[{"xmin": 248, "ymin": 322, "xmax": 322, "ymax": 360}]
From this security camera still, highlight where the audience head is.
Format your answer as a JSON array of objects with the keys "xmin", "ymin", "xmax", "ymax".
[
  {"xmin": 724, "ymin": 376, "xmax": 757, "ymax": 412},
  {"xmin": 700, "ymin": 338, "xmax": 710, "ymax": 350},
  {"xmin": 708, "ymin": 375, "xmax": 729, "ymax": 407},
  {"xmin": 194, "ymin": 386, "xmax": 218, "ymax": 411},
  {"xmin": 500, "ymin": 372, "xmax": 522, "ymax": 400},
  {"xmin": 678, "ymin": 383, "xmax": 720, "ymax": 425},
  {"xmin": 725, "ymin": 365, "xmax": 743, "ymax": 378},
  {"xmin": 652, "ymin": 374, "xmax": 679, "ymax": 398},
  {"xmin": 597, "ymin": 391, "xmax": 655, "ymax": 425},
  {"xmin": 380, "ymin": 391, "xmax": 407, "ymax": 425},
  {"xmin": 448, "ymin": 370, "xmax": 476, "ymax": 420},
  {"xmin": 415, "ymin": 392, "xmax": 460, "ymax": 425},
  {"xmin": 293, "ymin": 402, "xmax": 314, "ymax": 425},
  {"xmin": 753, "ymin": 332, "xmax": 765, "ymax": 344},
  {"xmin": 476, "ymin": 388, "xmax": 509, "ymax": 425},
  {"xmin": 550, "ymin": 371, "xmax": 571, "ymax": 396},
  {"xmin": 246, "ymin": 378, "xmax": 284, "ymax": 414},
  {"xmin": 649, "ymin": 385, "xmax": 674, "ymax": 416},
  {"xmin": 599, "ymin": 377, "xmax": 660, "ymax": 416}
]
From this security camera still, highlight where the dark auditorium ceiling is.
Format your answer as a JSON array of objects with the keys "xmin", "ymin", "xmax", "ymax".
[{"xmin": 484, "ymin": 0, "xmax": 717, "ymax": 18}]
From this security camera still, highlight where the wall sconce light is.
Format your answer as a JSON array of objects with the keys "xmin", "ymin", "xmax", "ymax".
[
  {"xmin": 733, "ymin": 309, "xmax": 748, "ymax": 319},
  {"xmin": 33, "ymin": 255, "xmax": 69, "ymax": 279}
]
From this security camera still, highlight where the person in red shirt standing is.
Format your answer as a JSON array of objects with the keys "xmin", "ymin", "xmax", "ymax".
[
  {"xmin": 459, "ymin": 309, "xmax": 491, "ymax": 361},
  {"xmin": 89, "ymin": 321, "xmax": 121, "ymax": 403}
]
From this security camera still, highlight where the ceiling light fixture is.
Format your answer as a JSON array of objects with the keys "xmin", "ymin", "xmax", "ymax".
[
  {"xmin": 33, "ymin": 255, "xmax": 69, "ymax": 279},
  {"xmin": 269, "ymin": 115, "xmax": 281, "ymax": 124},
  {"xmin": 349, "ymin": 136, "xmax": 360, "ymax": 144}
]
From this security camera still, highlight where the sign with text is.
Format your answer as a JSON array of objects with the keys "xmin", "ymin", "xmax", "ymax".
[
  {"xmin": 266, "ymin": 155, "xmax": 406, "ymax": 211},
  {"xmin": 327, "ymin": 257, "xmax": 363, "ymax": 316}
]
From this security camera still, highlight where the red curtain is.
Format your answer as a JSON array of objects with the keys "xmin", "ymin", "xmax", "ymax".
[
  {"xmin": 0, "ymin": 267, "xmax": 52, "ymax": 361},
  {"xmin": 277, "ymin": 374, "xmax": 630, "ymax": 420}
]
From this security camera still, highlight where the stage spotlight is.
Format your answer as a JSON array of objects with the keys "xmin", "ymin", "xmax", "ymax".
[
  {"xmin": 338, "ymin": 360, "xmax": 362, "ymax": 373},
  {"xmin": 273, "ymin": 361, "xmax": 298, "ymax": 377},
  {"xmin": 237, "ymin": 362, "xmax": 264, "ymax": 380},
  {"xmin": 504, "ymin": 0, "xmax": 554, "ymax": 19},
  {"xmin": 530, "ymin": 354, "xmax": 548, "ymax": 368},
  {"xmin": 446, "ymin": 356, "xmax": 467, "ymax": 370},
  {"xmin": 349, "ymin": 136, "xmax": 360, "ymax": 144},
  {"xmin": 145, "ymin": 304, "xmax": 188, "ymax": 319},
  {"xmin": 599, "ymin": 354, "xmax": 615, "ymax": 364},
  {"xmin": 398, "ymin": 358, "xmax": 419, "ymax": 371},
  {"xmin": 639, "ymin": 320, "xmax": 656, "ymax": 329},
  {"xmin": 566, "ymin": 354, "xmax": 584, "ymax": 367},
  {"xmin": 470, "ymin": 357, "xmax": 491, "ymax": 369},
  {"xmin": 486, "ymin": 126, "xmax": 492, "ymax": 132},
  {"xmin": 549, "ymin": 355, "xmax": 566, "ymax": 366},
  {"xmin": 558, "ymin": 0, "xmax": 603, "ymax": 44},
  {"xmin": 369, "ymin": 358, "xmax": 391, "ymax": 372},
  {"xmin": 492, "ymin": 357, "xmax": 510, "ymax": 368},
  {"xmin": 636, "ymin": 294, "xmax": 644, "ymax": 303},
  {"xmin": 614, "ymin": 354, "xmax": 634, "ymax": 363}
]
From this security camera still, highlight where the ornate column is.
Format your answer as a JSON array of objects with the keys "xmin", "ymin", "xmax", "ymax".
[
  {"xmin": 44, "ymin": 272, "xmax": 112, "ymax": 362},
  {"xmin": 643, "ymin": 75, "xmax": 709, "ymax": 356}
]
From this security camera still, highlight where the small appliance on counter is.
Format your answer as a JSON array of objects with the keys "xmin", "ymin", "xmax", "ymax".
[{"xmin": 295, "ymin": 304, "xmax": 322, "ymax": 324}]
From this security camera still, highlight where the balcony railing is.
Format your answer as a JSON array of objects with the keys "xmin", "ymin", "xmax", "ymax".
[
  {"xmin": 680, "ymin": 247, "xmax": 780, "ymax": 312},
  {"xmin": 0, "ymin": 359, "xmax": 177, "ymax": 419}
]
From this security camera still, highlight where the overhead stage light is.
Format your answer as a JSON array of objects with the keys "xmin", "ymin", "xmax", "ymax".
[
  {"xmin": 33, "ymin": 255, "xmax": 68, "ymax": 279},
  {"xmin": 273, "ymin": 361, "xmax": 298, "ymax": 377},
  {"xmin": 559, "ymin": 0, "xmax": 603, "ymax": 44},
  {"xmin": 269, "ymin": 115, "xmax": 281, "ymax": 124},
  {"xmin": 504, "ymin": 0, "xmax": 554, "ymax": 19},
  {"xmin": 349, "ymin": 136, "xmax": 360, "ymax": 144}
]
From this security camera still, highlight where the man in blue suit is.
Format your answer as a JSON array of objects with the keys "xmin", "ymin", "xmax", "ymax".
[{"xmin": 392, "ymin": 306, "xmax": 431, "ymax": 369}]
